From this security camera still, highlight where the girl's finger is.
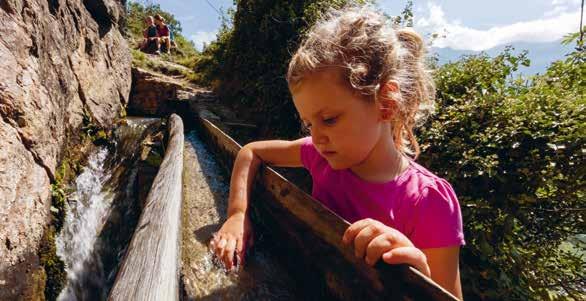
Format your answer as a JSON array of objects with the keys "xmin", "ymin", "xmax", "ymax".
[
  {"xmin": 236, "ymin": 237, "xmax": 244, "ymax": 256},
  {"xmin": 353, "ymin": 224, "xmax": 381, "ymax": 259},
  {"xmin": 235, "ymin": 237, "xmax": 245, "ymax": 268},
  {"xmin": 382, "ymin": 247, "xmax": 430, "ymax": 277},
  {"xmin": 343, "ymin": 218, "xmax": 378, "ymax": 244},
  {"xmin": 214, "ymin": 237, "xmax": 227, "ymax": 258},
  {"xmin": 222, "ymin": 238, "xmax": 237, "ymax": 270},
  {"xmin": 364, "ymin": 232, "xmax": 393, "ymax": 266},
  {"xmin": 217, "ymin": 237, "xmax": 227, "ymax": 248}
]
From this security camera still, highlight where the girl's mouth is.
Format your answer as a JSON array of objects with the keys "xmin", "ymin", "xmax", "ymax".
[{"xmin": 322, "ymin": 151, "xmax": 336, "ymax": 157}]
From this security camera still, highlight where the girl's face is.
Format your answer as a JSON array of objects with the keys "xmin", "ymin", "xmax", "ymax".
[{"xmin": 291, "ymin": 69, "xmax": 385, "ymax": 170}]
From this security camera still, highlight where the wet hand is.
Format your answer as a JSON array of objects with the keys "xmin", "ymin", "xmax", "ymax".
[
  {"xmin": 342, "ymin": 218, "xmax": 430, "ymax": 276},
  {"xmin": 209, "ymin": 212, "xmax": 253, "ymax": 271}
]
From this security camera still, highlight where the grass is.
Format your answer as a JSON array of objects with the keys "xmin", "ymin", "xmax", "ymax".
[{"xmin": 131, "ymin": 48, "xmax": 205, "ymax": 85}]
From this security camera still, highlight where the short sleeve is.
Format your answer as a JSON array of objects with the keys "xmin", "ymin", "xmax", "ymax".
[
  {"xmin": 300, "ymin": 137, "xmax": 322, "ymax": 175},
  {"xmin": 409, "ymin": 180, "xmax": 465, "ymax": 249}
]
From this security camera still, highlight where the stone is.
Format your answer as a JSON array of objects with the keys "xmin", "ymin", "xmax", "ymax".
[
  {"xmin": 128, "ymin": 67, "xmax": 194, "ymax": 116},
  {"xmin": 0, "ymin": 0, "xmax": 131, "ymax": 298}
]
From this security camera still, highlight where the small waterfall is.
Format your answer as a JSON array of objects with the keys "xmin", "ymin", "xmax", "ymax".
[
  {"xmin": 56, "ymin": 147, "xmax": 112, "ymax": 301},
  {"xmin": 56, "ymin": 118, "xmax": 160, "ymax": 301}
]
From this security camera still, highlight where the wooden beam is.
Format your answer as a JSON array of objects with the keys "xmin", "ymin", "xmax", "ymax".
[{"xmin": 108, "ymin": 114, "xmax": 184, "ymax": 301}]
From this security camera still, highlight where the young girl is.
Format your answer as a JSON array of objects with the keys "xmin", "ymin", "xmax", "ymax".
[{"xmin": 209, "ymin": 5, "xmax": 465, "ymax": 299}]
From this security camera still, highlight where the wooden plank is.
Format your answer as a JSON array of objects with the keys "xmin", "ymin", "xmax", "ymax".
[
  {"xmin": 108, "ymin": 114, "xmax": 184, "ymax": 301},
  {"xmin": 197, "ymin": 116, "xmax": 459, "ymax": 301}
]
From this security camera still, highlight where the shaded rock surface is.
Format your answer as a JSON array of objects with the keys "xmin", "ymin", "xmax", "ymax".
[
  {"xmin": 128, "ymin": 67, "xmax": 203, "ymax": 116},
  {"xmin": 0, "ymin": 0, "xmax": 131, "ymax": 298},
  {"xmin": 130, "ymin": 64, "xmax": 259, "ymax": 145}
]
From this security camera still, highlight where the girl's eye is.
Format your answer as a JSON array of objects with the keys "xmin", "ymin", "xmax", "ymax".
[{"xmin": 323, "ymin": 117, "xmax": 337, "ymax": 125}]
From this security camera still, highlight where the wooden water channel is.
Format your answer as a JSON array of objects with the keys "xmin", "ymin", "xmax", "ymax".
[
  {"xmin": 107, "ymin": 108, "xmax": 459, "ymax": 300},
  {"xmin": 109, "ymin": 114, "xmax": 184, "ymax": 300}
]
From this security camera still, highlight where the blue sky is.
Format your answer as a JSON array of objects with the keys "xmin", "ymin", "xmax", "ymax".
[
  {"xmin": 146, "ymin": 0, "xmax": 582, "ymax": 49},
  {"xmin": 142, "ymin": 0, "xmax": 581, "ymax": 71}
]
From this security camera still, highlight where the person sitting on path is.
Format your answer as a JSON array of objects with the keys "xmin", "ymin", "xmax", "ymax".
[
  {"xmin": 140, "ymin": 16, "xmax": 160, "ymax": 54},
  {"xmin": 208, "ymin": 4, "xmax": 465, "ymax": 299},
  {"xmin": 154, "ymin": 14, "xmax": 171, "ymax": 54}
]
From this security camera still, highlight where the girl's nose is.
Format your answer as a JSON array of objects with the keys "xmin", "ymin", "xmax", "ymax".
[{"xmin": 311, "ymin": 127, "xmax": 329, "ymax": 145}]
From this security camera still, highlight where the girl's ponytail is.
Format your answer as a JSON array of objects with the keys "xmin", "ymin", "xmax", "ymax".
[
  {"xmin": 392, "ymin": 28, "xmax": 435, "ymax": 158},
  {"xmin": 396, "ymin": 28, "xmax": 424, "ymax": 59}
]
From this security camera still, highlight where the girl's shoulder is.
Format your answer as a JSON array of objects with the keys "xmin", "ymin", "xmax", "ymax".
[
  {"xmin": 392, "ymin": 161, "xmax": 460, "ymax": 220},
  {"xmin": 396, "ymin": 161, "xmax": 453, "ymax": 195},
  {"xmin": 400, "ymin": 162, "xmax": 465, "ymax": 248}
]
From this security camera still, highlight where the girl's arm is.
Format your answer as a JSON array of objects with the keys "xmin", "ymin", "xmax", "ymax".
[
  {"xmin": 210, "ymin": 138, "xmax": 306, "ymax": 270},
  {"xmin": 225, "ymin": 139, "xmax": 305, "ymax": 218},
  {"xmin": 422, "ymin": 246, "xmax": 463, "ymax": 300}
]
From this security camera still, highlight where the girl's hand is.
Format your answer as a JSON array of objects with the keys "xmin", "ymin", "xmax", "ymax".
[
  {"xmin": 342, "ymin": 218, "xmax": 430, "ymax": 277},
  {"xmin": 209, "ymin": 212, "xmax": 253, "ymax": 271}
]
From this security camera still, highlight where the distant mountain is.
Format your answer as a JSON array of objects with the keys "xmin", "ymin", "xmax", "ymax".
[{"xmin": 432, "ymin": 41, "xmax": 576, "ymax": 76}]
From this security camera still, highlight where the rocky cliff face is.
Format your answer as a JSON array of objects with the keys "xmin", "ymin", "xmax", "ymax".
[{"xmin": 0, "ymin": 0, "xmax": 131, "ymax": 298}]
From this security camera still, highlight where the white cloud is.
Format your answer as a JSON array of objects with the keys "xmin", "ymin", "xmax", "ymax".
[
  {"xmin": 551, "ymin": 0, "xmax": 580, "ymax": 6},
  {"xmin": 545, "ymin": 5, "xmax": 569, "ymax": 17},
  {"xmin": 190, "ymin": 31, "xmax": 217, "ymax": 51},
  {"xmin": 416, "ymin": 2, "xmax": 581, "ymax": 51},
  {"xmin": 546, "ymin": 0, "xmax": 580, "ymax": 16}
]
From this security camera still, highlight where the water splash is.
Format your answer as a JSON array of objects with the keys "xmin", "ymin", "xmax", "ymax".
[
  {"xmin": 56, "ymin": 147, "xmax": 111, "ymax": 301},
  {"xmin": 56, "ymin": 118, "xmax": 160, "ymax": 301}
]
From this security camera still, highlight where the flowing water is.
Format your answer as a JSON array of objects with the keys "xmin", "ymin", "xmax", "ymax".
[
  {"xmin": 56, "ymin": 120, "xmax": 334, "ymax": 300},
  {"xmin": 56, "ymin": 117, "xmax": 161, "ymax": 301},
  {"xmin": 181, "ymin": 130, "xmax": 334, "ymax": 301}
]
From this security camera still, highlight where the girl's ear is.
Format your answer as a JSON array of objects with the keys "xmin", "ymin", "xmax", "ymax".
[{"xmin": 378, "ymin": 81, "xmax": 400, "ymax": 121}]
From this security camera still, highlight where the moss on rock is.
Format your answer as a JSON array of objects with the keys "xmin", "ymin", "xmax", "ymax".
[
  {"xmin": 40, "ymin": 143, "xmax": 92, "ymax": 300},
  {"xmin": 38, "ymin": 227, "xmax": 66, "ymax": 301}
]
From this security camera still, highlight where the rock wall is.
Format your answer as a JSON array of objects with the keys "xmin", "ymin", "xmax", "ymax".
[
  {"xmin": 128, "ymin": 67, "xmax": 195, "ymax": 116},
  {"xmin": 0, "ymin": 0, "xmax": 131, "ymax": 298}
]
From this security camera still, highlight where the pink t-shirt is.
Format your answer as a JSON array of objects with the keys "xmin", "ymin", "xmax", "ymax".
[{"xmin": 300, "ymin": 137, "xmax": 465, "ymax": 249}]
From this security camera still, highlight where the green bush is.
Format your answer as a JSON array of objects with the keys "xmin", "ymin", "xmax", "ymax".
[
  {"xmin": 192, "ymin": 17, "xmax": 233, "ymax": 86},
  {"xmin": 418, "ymin": 48, "xmax": 585, "ymax": 300}
]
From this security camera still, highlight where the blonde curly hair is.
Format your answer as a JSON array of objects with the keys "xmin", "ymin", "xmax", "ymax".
[{"xmin": 287, "ymin": 5, "xmax": 435, "ymax": 157}]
